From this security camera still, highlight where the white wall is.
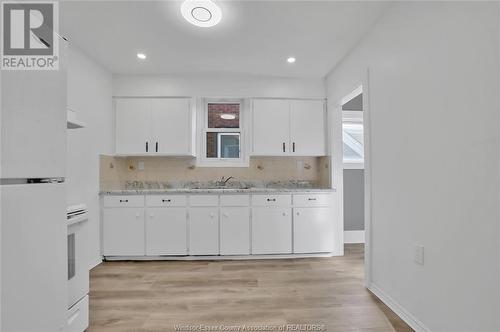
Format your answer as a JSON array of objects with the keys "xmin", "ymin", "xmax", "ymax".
[
  {"xmin": 113, "ymin": 74, "xmax": 325, "ymax": 98},
  {"xmin": 67, "ymin": 46, "xmax": 113, "ymax": 268},
  {"xmin": 326, "ymin": 2, "xmax": 500, "ymax": 331}
]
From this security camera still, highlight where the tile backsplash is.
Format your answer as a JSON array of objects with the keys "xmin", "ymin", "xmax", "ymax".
[{"xmin": 100, "ymin": 155, "xmax": 330, "ymax": 191}]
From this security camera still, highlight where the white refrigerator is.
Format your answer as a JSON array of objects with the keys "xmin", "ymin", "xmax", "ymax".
[{"xmin": 1, "ymin": 41, "xmax": 68, "ymax": 331}]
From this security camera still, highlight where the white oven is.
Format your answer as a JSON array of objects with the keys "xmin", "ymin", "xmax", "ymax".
[{"xmin": 67, "ymin": 204, "xmax": 90, "ymax": 332}]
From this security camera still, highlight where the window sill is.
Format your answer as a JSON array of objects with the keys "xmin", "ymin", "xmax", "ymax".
[
  {"xmin": 343, "ymin": 162, "xmax": 364, "ymax": 170},
  {"xmin": 196, "ymin": 160, "xmax": 250, "ymax": 168}
]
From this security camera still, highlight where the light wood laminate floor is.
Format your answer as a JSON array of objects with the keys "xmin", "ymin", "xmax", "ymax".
[{"xmin": 89, "ymin": 244, "xmax": 413, "ymax": 332}]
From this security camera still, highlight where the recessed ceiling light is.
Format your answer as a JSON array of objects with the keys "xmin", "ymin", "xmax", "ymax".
[
  {"xmin": 220, "ymin": 113, "xmax": 236, "ymax": 120},
  {"xmin": 181, "ymin": 0, "xmax": 222, "ymax": 28},
  {"xmin": 137, "ymin": 53, "xmax": 147, "ymax": 60},
  {"xmin": 287, "ymin": 57, "xmax": 296, "ymax": 63}
]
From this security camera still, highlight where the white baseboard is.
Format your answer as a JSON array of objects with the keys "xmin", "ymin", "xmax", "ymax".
[
  {"xmin": 344, "ymin": 230, "xmax": 365, "ymax": 243},
  {"xmin": 103, "ymin": 252, "xmax": 337, "ymax": 261},
  {"xmin": 88, "ymin": 256, "xmax": 103, "ymax": 270},
  {"xmin": 367, "ymin": 283, "xmax": 432, "ymax": 332}
]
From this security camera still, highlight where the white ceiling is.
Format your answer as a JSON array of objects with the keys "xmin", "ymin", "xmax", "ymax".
[{"xmin": 60, "ymin": 1, "xmax": 389, "ymax": 78}]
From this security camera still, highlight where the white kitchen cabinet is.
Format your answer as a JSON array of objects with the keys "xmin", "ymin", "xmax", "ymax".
[
  {"xmin": 220, "ymin": 207, "xmax": 250, "ymax": 255},
  {"xmin": 293, "ymin": 207, "xmax": 334, "ymax": 253},
  {"xmin": 189, "ymin": 207, "xmax": 219, "ymax": 255},
  {"xmin": 252, "ymin": 207, "xmax": 292, "ymax": 254},
  {"xmin": 115, "ymin": 97, "xmax": 194, "ymax": 156},
  {"xmin": 146, "ymin": 208, "xmax": 187, "ymax": 255},
  {"xmin": 251, "ymin": 99, "xmax": 325, "ymax": 156},
  {"xmin": 252, "ymin": 99, "xmax": 290, "ymax": 155},
  {"xmin": 151, "ymin": 98, "xmax": 192, "ymax": 154},
  {"xmin": 103, "ymin": 208, "xmax": 145, "ymax": 256},
  {"xmin": 290, "ymin": 100, "xmax": 325, "ymax": 156},
  {"xmin": 115, "ymin": 98, "xmax": 151, "ymax": 154}
]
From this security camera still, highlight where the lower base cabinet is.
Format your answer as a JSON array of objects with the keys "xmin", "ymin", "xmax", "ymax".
[
  {"xmin": 189, "ymin": 207, "xmax": 219, "ymax": 255},
  {"xmin": 103, "ymin": 208, "xmax": 145, "ymax": 256},
  {"xmin": 146, "ymin": 208, "xmax": 187, "ymax": 255},
  {"xmin": 102, "ymin": 193, "xmax": 336, "ymax": 258},
  {"xmin": 252, "ymin": 207, "xmax": 292, "ymax": 254},
  {"xmin": 220, "ymin": 207, "xmax": 250, "ymax": 255},
  {"xmin": 293, "ymin": 207, "xmax": 334, "ymax": 253}
]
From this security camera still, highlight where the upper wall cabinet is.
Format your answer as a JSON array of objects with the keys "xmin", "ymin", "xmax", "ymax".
[
  {"xmin": 115, "ymin": 98, "xmax": 195, "ymax": 156},
  {"xmin": 251, "ymin": 99, "xmax": 325, "ymax": 156}
]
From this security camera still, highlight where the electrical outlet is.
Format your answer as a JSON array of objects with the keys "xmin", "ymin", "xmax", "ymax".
[
  {"xmin": 296, "ymin": 160, "xmax": 304, "ymax": 170},
  {"xmin": 138, "ymin": 161, "xmax": 145, "ymax": 171},
  {"xmin": 414, "ymin": 244, "xmax": 424, "ymax": 265}
]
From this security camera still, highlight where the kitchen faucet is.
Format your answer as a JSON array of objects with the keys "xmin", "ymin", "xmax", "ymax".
[{"xmin": 218, "ymin": 176, "xmax": 235, "ymax": 186}]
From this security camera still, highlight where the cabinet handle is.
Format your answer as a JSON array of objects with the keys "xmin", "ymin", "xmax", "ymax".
[
  {"xmin": 150, "ymin": 213, "xmax": 154, "ymax": 218},
  {"xmin": 308, "ymin": 198, "xmax": 317, "ymax": 201},
  {"xmin": 296, "ymin": 211, "xmax": 300, "ymax": 216},
  {"xmin": 223, "ymin": 213, "xmax": 229, "ymax": 218},
  {"xmin": 119, "ymin": 199, "xmax": 128, "ymax": 203},
  {"xmin": 156, "ymin": 142, "xmax": 158, "ymax": 153},
  {"xmin": 293, "ymin": 142, "xmax": 296, "ymax": 152},
  {"xmin": 146, "ymin": 142, "xmax": 149, "ymax": 152},
  {"xmin": 135, "ymin": 213, "xmax": 140, "ymax": 218},
  {"xmin": 282, "ymin": 212, "xmax": 287, "ymax": 216},
  {"xmin": 162, "ymin": 199, "xmax": 171, "ymax": 203},
  {"xmin": 282, "ymin": 142, "xmax": 286, "ymax": 152},
  {"xmin": 267, "ymin": 198, "xmax": 276, "ymax": 202},
  {"xmin": 210, "ymin": 213, "xmax": 215, "ymax": 218}
]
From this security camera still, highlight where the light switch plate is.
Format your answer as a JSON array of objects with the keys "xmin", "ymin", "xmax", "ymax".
[
  {"xmin": 414, "ymin": 244, "xmax": 424, "ymax": 265},
  {"xmin": 138, "ymin": 161, "xmax": 145, "ymax": 171},
  {"xmin": 296, "ymin": 160, "xmax": 304, "ymax": 170}
]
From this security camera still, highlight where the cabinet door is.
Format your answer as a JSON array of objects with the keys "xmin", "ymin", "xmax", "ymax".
[
  {"xmin": 290, "ymin": 100, "xmax": 325, "ymax": 156},
  {"xmin": 220, "ymin": 207, "xmax": 250, "ymax": 255},
  {"xmin": 189, "ymin": 207, "xmax": 219, "ymax": 255},
  {"xmin": 103, "ymin": 208, "xmax": 145, "ymax": 256},
  {"xmin": 146, "ymin": 208, "xmax": 187, "ymax": 255},
  {"xmin": 293, "ymin": 207, "xmax": 334, "ymax": 253},
  {"xmin": 151, "ymin": 98, "xmax": 192, "ymax": 155},
  {"xmin": 115, "ymin": 98, "xmax": 151, "ymax": 154},
  {"xmin": 252, "ymin": 207, "xmax": 292, "ymax": 254},
  {"xmin": 252, "ymin": 99, "xmax": 290, "ymax": 155}
]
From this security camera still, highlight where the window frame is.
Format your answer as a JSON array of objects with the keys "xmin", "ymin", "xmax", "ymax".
[
  {"xmin": 197, "ymin": 98, "xmax": 249, "ymax": 167},
  {"xmin": 342, "ymin": 110, "xmax": 364, "ymax": 169}
]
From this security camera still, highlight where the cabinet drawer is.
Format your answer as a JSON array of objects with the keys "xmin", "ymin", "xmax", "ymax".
[
  {"xmin": 293, "ymin": 194, "xmax": 333, "ymax": 207},
  {"xmin": 220, "ymin": 195, "xmax": 250, "ymax": 206},
  {"xmin": 146, "ymin": 195, "xmax": 187, "ymax": 207},
  {"xmin": 251, "ymin": 194, "xmax": 291, "ymax": 206},
  {"xmin": 190, "ymin": 195, "xmax": 219, "ymax": 206},
  {"xmin": 103, "ymin": 195, "xmax": 144, "ymax": 208}
]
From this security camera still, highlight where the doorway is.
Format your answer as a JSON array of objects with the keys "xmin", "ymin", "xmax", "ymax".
[{"xmin": 341, "ymin": 92, "xmax": 365, "ymax": 244}]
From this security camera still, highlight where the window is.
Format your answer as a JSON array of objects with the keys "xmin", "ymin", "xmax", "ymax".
[
  {"xmin": 342, "ymin": 111, "xmax": 364, "ymax": 167},
  {"xmin": 200, "ymin": 100, "xmax": 247, "ymax": 166}
]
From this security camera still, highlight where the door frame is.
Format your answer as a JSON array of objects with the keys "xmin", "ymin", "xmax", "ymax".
[{"xmin": 330, "ymin": 69, "xmax": 373, "ymax": 286}]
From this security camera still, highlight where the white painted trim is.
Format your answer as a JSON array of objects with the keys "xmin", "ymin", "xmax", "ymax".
[
  {"xmin": 343, "ymin": 162, "xmax": 364, "ymax": 170},
  {"xmin": 344, "ymin": 230, "xmax": 365, "ymax": 243},
  {"xmin": 363, "ymin": 70, "xmax": 373, "ymax": 287},
  {"xmin": 88, "ymin": 256, "xmax": 103, "ymax": 270},
  {"xmin": 104, "ymin": 252, "xmax": 339, "ymax": 261},
  {"xmin": 367, "ymin": 283, "xmax": 432, "ymax": 332}
]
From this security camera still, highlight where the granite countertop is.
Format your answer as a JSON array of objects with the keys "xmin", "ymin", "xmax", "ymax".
[{"xmin": 100, "ymin": 188, "xmax": 336, "ymax": 195}]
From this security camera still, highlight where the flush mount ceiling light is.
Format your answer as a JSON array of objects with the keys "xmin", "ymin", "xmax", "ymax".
[
  {"xmin": 137, "ymin": 53, "xmax": 147, "ymax": 60},
  {"xmin": 220, "ymin": 113, "xmax": 236, "ymax": 120},
  {"xmin": 287, "ymin": 57, "xmax": 296, "ymax": 63},
  {"xmin": 181, "ymin": 0, "xmax": 222, "ymax": 28}
]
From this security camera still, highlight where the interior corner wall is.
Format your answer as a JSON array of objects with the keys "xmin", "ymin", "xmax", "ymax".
[
  {"xmin": 326, "ymin": 2, "xmax": 500, "ymax": 331},
  {"xmin": 66, "ymin": 46, "xmax": 113, "ymax": 269}
]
